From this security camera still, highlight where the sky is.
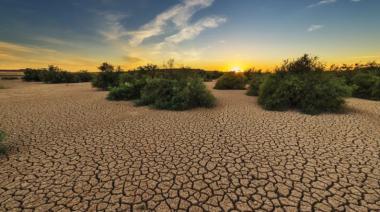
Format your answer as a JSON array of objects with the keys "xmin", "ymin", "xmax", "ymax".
[{"xmin": 0, "ymin": 0, "xmax": 379, "ymax": 71}]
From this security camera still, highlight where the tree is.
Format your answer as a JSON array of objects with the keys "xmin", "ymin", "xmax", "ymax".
[
  {"xmin": 167, "ymin": 59, "xmax": 175, "ymax": 69},
  {"xmin": 98, "ymin": 63, "xmax": 114, "ymax": 72}
]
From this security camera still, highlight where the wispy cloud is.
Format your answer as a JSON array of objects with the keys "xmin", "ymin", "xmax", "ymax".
[
  {"xmin": 307, "ymin": 25, "xmax": 324, "ymax": 32},
  {"xmin": 308, "ymin": 0, "xmax": 337, "ymax": 8},
  {"xmin": 99, "ymin": 0, "xmax": 225, "ymax": 48},
  {"xmin": 128, "ymin": 0, "xmax": 216, "ymax": 46},
  {"xmin": 352, "ymin": 55, "xmax": 380, "ymax": 59},
  {"xmin": 123, "ymin": 55, "xmax": 143, "ymax": 64},
  {"xmin": 308, "ymin": 0, "xmax": 362, "ymax": 8},
  {"xmin": 0, "ymin": 41, "xmax": 98, "ymax": 70},
  {"xmin": 33, "ymin": 36, "xmax": 76, "ymax": 47},
  {"xmin": 0, "ymin": 41, "xmax": 57, "ymax": 54},
  {"xmin": 165, "ymin": 16, "xmax": 226, "ymax": 44},
  {"xmin": 99, "ymin": 13, "xmax": 130, "ymax": 40}
]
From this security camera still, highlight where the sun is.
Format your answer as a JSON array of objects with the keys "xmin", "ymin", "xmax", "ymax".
[{"xmin": 231, "ymin": 66, "xmax": 242, "ymax": 72}]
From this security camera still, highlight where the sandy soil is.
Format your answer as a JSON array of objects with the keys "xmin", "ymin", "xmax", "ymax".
[{"xmin": 0, "ymin": 80, "xmax": 379, "ymax": 211}]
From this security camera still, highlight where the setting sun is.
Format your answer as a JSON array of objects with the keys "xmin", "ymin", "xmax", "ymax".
[{"xmin": 231, "ymin": 66, "xmax": 242, "ymax": 72}]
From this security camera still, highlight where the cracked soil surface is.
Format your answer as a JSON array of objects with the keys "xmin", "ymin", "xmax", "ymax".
[{"xmin": 0, "ymin": 80, "xmax": 379, "ymax": 211}]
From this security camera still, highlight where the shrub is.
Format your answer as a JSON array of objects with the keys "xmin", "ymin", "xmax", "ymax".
[
  {"xmin": 107, "ymin": 84, "xmax": 138, "ymax": 101},
  {"xmin": 371, "ymin": 80, "xmax": 380, "ymax": 100},
  {"xmin": 137, "ymin": 78, "xmax": 215, "ymax": 110},
  {"xmin": 136, "ymin": 78, "xmax": 171, "ymax": 106},
  {"xmin": 23, "ymin": 67, "xmax": 93, "ymax": 83},
  {"xmin": 214, "ymin": 72, "xmax": 247, "ymax": 90},
  {"xmin": 246, "ymin": 75, "xmax": 266, "ymax": 96},
  {"xmin": 244, "ymin": 69, "xmax": 263, "ymax": 81},
  {"xmin": 257, "ymin": 55, "xmax": 352, "ymax": 115},
  {"xmin": 23, "ymin": 68, "xmax": 43, "ymax": 81},
  {"xmin": 107, "ymin": 78, "xmax": 147, "ymax": 101},
  {"xmin": 0, "ymin": 130, "xmax": 6, "ymax": 155},
  {"xmin": 92, "ymin": 63, "xmax": 122, "ymax": 90},
  {"xmin": 38, "ymin": 66, "xmax": 66, "ymax": 83},
  {"xmin": 352, "ymin": 73, "xmax": 380, "ymax": 99},
  {"xmin": 258, "ymin": 74, "xmax": 304, "ymax": 111},
  {"xmin": 297, "ymin": 74, "xmax": 351, "ymax": 114},
  {"xmin": 103, "ymin": 63, "xmax": 217, "ymax": 110},
  {"xmin": 75, "ymin": 71, "xmax": 93, "ymax": 82},
  {"xmin": 203, "ymin": 71, "xmax": 224, "ymax": 82},
  {"xmin": 186, "ymin": 78, "xmax": 216, "ymax": 108}
]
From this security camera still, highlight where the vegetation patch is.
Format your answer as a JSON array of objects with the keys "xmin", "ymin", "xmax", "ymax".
[
  {"xmin": 351, "ymin": 73, "xmax": 380, "ymax": 100},
  {"xmin": 98, "ymin": 63, "xmax": 217, "ymax": 110},
  {"xmin": 136, "ymin": 78, "xmax": 215, "ymax": 110},
  {"xmin": 102, "ymin": 65, "xmax": 215, "ymax": 110},
  {"xmin": 330, "ymin": 62, "xmax": 380, "ymax": 100},
  {"xmin": 107, "ymin": 78, "xmax": 147, "ymax": 101},
  {"xmin": 23, "ymin": 66, "xmax": 93, "ymax": 83},
  {"xmin": 92, "ymin": 63, "xmax": 123, "ymax": 90},
  {"xmin": 214, "ymin": 72, "xmax": 247, "ymax": 90},
  {"xmin": 257, "ymin": 55, "xmax": 352, "ymax": 115},
  {"xmin": 94, "ymin": 62, "xmax": 223, "ymax": 92},
  {"xmin": 246, "ymin": 74, "xmax": 266, "ymax": 96}
]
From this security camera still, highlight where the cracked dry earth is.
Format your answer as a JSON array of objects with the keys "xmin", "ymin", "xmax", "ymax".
[{"xmin": 0, "ymin": 80, "xmax": 380, "ymax": 212}]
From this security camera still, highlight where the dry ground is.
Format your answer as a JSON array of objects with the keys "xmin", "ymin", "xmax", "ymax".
[{"xmin": 0, "ymin": 80, "xmax": 379, "ymax": 211}]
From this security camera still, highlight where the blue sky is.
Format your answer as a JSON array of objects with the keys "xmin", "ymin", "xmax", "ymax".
[{"xmin": 0, "ymin": 0, "xmax": 379, "ymax": 71}]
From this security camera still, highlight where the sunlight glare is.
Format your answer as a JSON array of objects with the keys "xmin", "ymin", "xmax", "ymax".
[{"xmin": 231, "ymin": 66, "xmax": 242, "ymax": 72}]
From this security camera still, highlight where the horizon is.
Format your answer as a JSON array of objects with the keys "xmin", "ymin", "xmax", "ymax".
[
  {"xmin": 1, "ymin": 59, "xmax": 380, "ymax": 73},
  {"xmin": 1, "ymin": 0, "xmax": 379, "ymax": 71}
]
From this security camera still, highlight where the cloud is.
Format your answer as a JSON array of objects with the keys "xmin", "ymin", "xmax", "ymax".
[
  {"xmin": 33, "ymin": 36, "xmax": 76, "ymax": 47},
  {"xmin": 352, "ymin": 55, "xmax": 380, "ymax": 59},
  {"xmin": 123, "ymin": 55, "xmax": 143, "ymax": 63},
  {"xmin": 99, "ymin": 0, "xmax": 225, "ymax": 48},
  {"xmin": 0, "ymin": 41, "xmax": 98, "ymax": 70},
  {"xmin": 308, "ymin": 0, "xmax": 337, "ymax": 8},
  {"xmin": 308, "ymin": 0, "xmax": 362, "ymax": 8},
  {"xmin": 164, "ymin": 16, "xmax": 226, "ymax": 44},
  {"xmin": 307, "ymin": 25, "xmax": 324, "ymax": 32},
  {"xmin": 128, "ymin": 0, "xmax": 215, "ymax": 46},
  {"xmin": 96, "ymin": 0, "xmax": 225, "ymax": 66},
  {"xmin": 0, "ymin": 41, "xmax": 57, "ymax": 54},
  {"xmin": 99, "ymin": 13, "xmax": 130, "ymax": 40}
]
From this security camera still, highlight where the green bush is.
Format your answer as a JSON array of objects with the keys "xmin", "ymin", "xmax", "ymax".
[
  {"xmin": 352, "ymin": 73, "xmax": 380, "ymax": 99},
  {"xmin": 297, "ymin": 74, "xmax": 351, "ymax": 114},
  {"xmin": 23, "ymin": 67, "xmax": 93, "ymax": 83},
  {"xmin": 75, "ymin": 71, "xmax": 93, "ymax": 82},
  {"xmin": 244, "ymin": 69, "xmax": 263, "ymax": 81},
  {"xmin": 107, "ymin": 78, "xmax": 147, "ymax": 101},
  {"xmin": 257, "ymin": 55, "xmax": 352, "ymax": 115},
  {"xmin": 371, "ymin": 80, "xmax": 380, "ymax": 100},
  {"xmin": 0, "ymin": 131, "xmax": 6, "ymax": 155},
  {"xmin": 203, "ymin": 71, "xmax": 224, "ymax": 82},
  {"xmin": 137, "ymin": 78, "xmax": 215, "ymax": 110},
  {"xmin": 107, "ymin": 84, "xmax": 138, "ymax": 101},
  {"xmin": 38, "ymin": 66, "xmax": 77, "ymax": 83},
  {"xmin": 131, "ymin": 65, "xmax": 223, "ymax": 82},
  {"xmin": 246, "ymin": 75, "xmax": 266, "ymax": 96},
  {"xmin": 92, "ymin": 63, "xmax": 122, "ymax": 90},
  {"xmin": 258, "ymin": 74, "xmax": 304, "ymax": 111},
  {"xmin": 214, "ymin": 72, "xmax": 247, "ymax": 90},
  {"xmin": 23, "ymin": 68, "xmax": 43, "ymax": 81}
]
